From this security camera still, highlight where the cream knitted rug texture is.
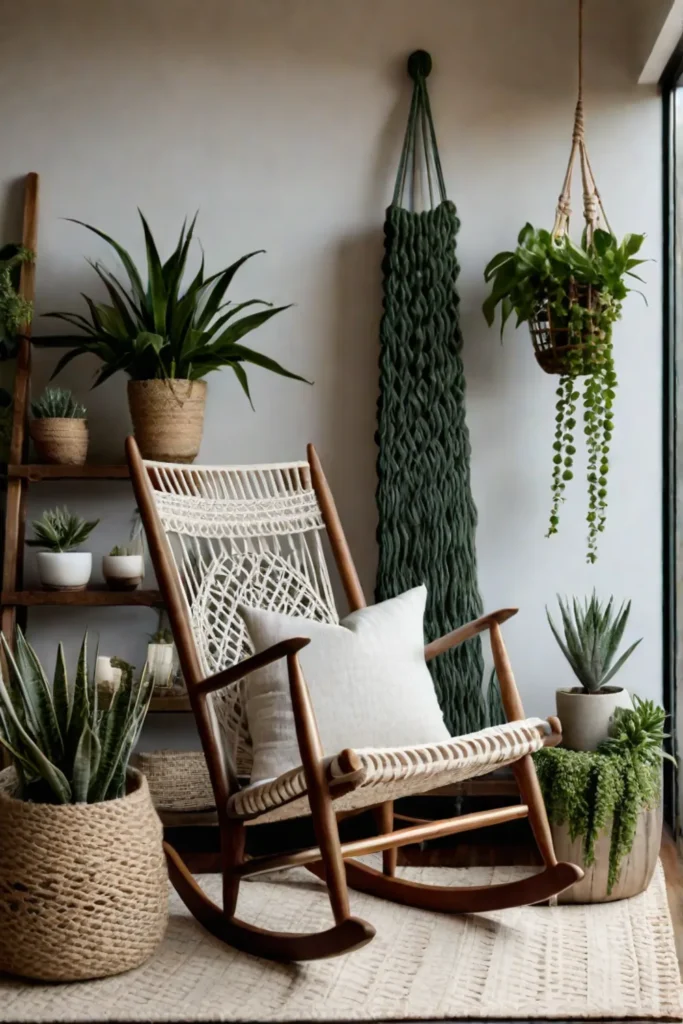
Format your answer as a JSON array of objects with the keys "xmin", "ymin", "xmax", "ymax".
[{"xmin": 0, "ymin": 862, "xmax": 680, "ymax": 1022}]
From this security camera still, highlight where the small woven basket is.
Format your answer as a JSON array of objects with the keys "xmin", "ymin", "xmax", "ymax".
[
  {"xmin": 127, "ymin": 379, "xmax": 206, "ymax": 463},
  {"xmin": 132, "ymin": 749, "xmax": 215, "ymax": 812},
  {"xmin": 29, "ymin": 418, "xmax": 89, "ymax": 464},
  {"xmin": 0, "ymin": 767, "xmax": 168, "ymax": 981},
  {"xmin": 529, "ymin": 283, "xmax": 608, "ymax": 376}
]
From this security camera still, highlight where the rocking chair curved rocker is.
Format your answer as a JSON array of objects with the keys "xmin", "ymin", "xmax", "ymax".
[{"xmin": 127, "ymin": 437, "xmax": 582, "ymax": 962}]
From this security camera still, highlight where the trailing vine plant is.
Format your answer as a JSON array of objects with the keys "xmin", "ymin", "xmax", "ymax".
[
  {"xmin": 534, "ymin": 697, "xmax": 673, "ymax": 892},
  {"xmin": 483, "ymin": 225, "xmax": 645, "ymax": 562}
]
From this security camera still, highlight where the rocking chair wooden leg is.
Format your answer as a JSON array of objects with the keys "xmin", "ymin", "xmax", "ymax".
[{"xmin": 373, "ymin": 802, "xmax": 398, "ymax": 877}]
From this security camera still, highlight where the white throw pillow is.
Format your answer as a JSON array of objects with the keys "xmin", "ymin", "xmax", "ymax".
[{"xmin": 239, "ymin": 586, "xmax": 450, "ymax": 783}]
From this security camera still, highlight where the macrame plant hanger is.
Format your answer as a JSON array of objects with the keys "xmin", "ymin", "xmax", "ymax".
[
  {"xmin": 531, "ymin": 0, "xmax": 611, "ymax": 375},
  {"xmin": 376, "ymin": 51, "xmax": 492, "ymax": 736}
]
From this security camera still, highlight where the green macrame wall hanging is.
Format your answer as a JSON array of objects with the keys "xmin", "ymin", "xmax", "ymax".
[{"xmin": 376, "ymin": 51, "xmax": 488, "ymax": 735}]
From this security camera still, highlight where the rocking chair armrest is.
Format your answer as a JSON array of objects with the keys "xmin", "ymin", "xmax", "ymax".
[
  {"xmin": 195, "ymin": 637, "xmax": 312, "ymax": 696},
  {"xmin": 424, "ymin": 608, "xmax": 519, "ymax": 661}
]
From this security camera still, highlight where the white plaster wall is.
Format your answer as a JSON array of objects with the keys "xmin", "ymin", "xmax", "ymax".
[{"xmin": 0, "ymin": 0, "xmax": 663, "ymax": 749}]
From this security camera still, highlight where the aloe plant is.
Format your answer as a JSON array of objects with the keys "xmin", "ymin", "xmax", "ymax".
[
  {"xmin": 31, "ymin": 386, "xmax": 86, "ymax": 419},
  {"xmin": 44, "ymin": 213, "xmax": 309, "ymax": 406},
  {"xmin": 0, "ymin": 630, "xmax": 153, "ymax": 803},
  {"xmin": 26, "ymin": 507, "xmax": 98, "ymax": 553},
  {"xmin": 547, "ymin": 592, "xmax": 641, "ymax": 694}
]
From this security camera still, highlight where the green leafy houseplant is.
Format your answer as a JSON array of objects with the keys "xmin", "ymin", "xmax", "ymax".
[
  {"xmin": 0, "ymin": 244, "xmax": 33, "ymax": 361},
  {"xmin": 0, "ymin": 629, "xmax": 153, "ymax": 803},
  {"xmin": 45, "ymin": 212, "xmax": 307, "ymax": 398},
  {"xmin": 535, "ymin": 696, "xmax": 671, "ymax": 894},
  {"xmin": 483, "ymin": 225, "xmax": 646, "ymax": 562},
  {"xmin": 26, "ymin": 507, "xmax": 98, "ymax": 553},
  {"xmin": 31, "ymin": 386, "xmax": 86, "ymax": 419},
  {"xmin": 547, "ymin": 592, "xmax": 641, "ymax": 694}
]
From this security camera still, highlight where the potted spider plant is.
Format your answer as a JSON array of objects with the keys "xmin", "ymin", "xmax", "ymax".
[
  {"xmin": 26, "ymin": 506, "xmax": 98, "ymax": 590},
  {"xmin": 548, "ymin": 592, "xmax": 640, "ymax": 751},
  {"xmin": 0, "ymin": 630, "xmax": 167, "ymax": 980},
  {"xmin": 29, "ymin": 386, "xmax": 88, "ymax": 465},
  {"xmin": 45, "ymin": 213, "xmax": 310, "ymax": 463}
]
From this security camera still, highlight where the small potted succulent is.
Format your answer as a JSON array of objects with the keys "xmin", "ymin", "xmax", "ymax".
[
  {"xmin": 102, "ymin": 542, "xmax": 145, "ymax": 591},
  {"xmin": 0, "ymin": 630, "xmax": 167, "ymax": 980},
  {"xmin": 46, "ymin": 214, "xmax": 309, "ymax": 463},
  {"xmin": 147, "ymin": 627, "xmax": 175, "ymax": 693},
  {"xmin": 29, "ymin": 386, "xmax": 88, "ymax": 465},
  {"xmin": 548, "ymin": 592, "xmax": 640, "ymax": 751},
  {"xmin": 26, "ymin": 506, "xmax": 98, "ymax": 591}
]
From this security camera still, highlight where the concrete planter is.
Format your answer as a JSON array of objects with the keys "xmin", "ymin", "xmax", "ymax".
[{"xmin": 555, "ymin": 686, "xmax": 632, "ymax": 751}]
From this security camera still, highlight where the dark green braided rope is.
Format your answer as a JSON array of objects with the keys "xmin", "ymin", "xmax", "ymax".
[{"xmin": 375, "ymin": 57, "xmax": 490, "ymax": 735}]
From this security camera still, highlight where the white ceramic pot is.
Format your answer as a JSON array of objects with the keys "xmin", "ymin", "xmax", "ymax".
[
  {"xmin": 102, "ymin": 554, "xmax": 145, "ymax": 591},
  {"xmin": 37, "ymin": 551, "xmax": 92, "ymax": 591},
  {"xmin": 555, "ymin": 686, "xmax": 633, "ymax": 751},
  {"xmin": 147, "ymin": 643, "xmax": 175, "ymax": 692}
]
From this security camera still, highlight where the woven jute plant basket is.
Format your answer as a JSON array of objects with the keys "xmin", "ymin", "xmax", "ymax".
[
  {"xmin": 128, "ymin": 379, "xmax": 206, "ymax": 463},
  {"xmin": 529, "ymin": 283, "xmax": 610, "ymax": 376},
  {"xmin": 0, "ymin": 767, "xmax": 168, "ymax": 981},
  {"xmin": 132, "ymin": 749, "xmax": 215, "ymax": 813},
  {"xmin": 29, "ymin": 418, "xmax": 89, "ymax": 465}
]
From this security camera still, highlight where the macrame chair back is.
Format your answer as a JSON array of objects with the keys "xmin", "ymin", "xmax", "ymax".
[
  {"xmin": 142, "ymin": 457, "xmax": 340, "ymax": 775},
  {"xmin": 530, "ymin": 0, "xmax": 612, "ymax": 376}
]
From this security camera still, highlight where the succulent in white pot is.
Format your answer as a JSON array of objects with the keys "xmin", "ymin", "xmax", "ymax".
[
  {"xmin": 147, "ymin": 628, "xmax": 176, "ymax": 692},
  {"xmin": 548, "ymin": 592, "xmax": 641, "ymax": 751},
  {"xmin": 102, "ymin": 543, "xmax": 145, "ymax": 591},
  {"xmin": 29, "ymin": 386, "xmax": 88, "ymax": 465},
  {"xmin": 26, "ymin": 506, "xmax": 98, "ymax": 591}
]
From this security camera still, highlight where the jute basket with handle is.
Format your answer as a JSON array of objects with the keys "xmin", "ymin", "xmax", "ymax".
[
  {"xmin": 30, "ymin": 418, "xmax": 89, "ymax": 464},
  {"xmin": 0, "ymin": 767, "xmax": 168, "ymax": 981},
  {"xmin": 128, "ymin": 379, "xmax": 206, "ymax": 463}
]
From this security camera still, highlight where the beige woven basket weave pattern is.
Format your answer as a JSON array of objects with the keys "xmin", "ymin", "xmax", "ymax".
[
  {"xmin": 30, "ymin": 418, "xmax": 89, "ymax": 465},
  {"xmin": 0, "ymin": 768, "xmax": 168, "ymax": 982},
  {"xmin": 132, "ymin": 749, "xmax": 216, "ymax": 812}
]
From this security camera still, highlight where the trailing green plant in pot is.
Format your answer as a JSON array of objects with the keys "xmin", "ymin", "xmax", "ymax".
[
  {"xmin": 30, "ymin": 386, "xmax": 88, "ymax": 465},
  {"xmin": 26, "ymin": 506, "xmax": 98, "ymax": 591},
  {"xmin": 483, "ymin": 226, "xmax": 646, "ymax": 563},
  {"xmin": 548, "ymin": 592, "xmax": 640, "ymax": 751},
  {"xmin": 44, "ymin": 213, "xmax": 310, "ymax": 463},
  {"xmin": 0, "ymin": 630, "xmax": 167, "ymax": 980},
  {"xmin": 535, "ymin": 696, "xmax": 672, "ymax": 903}
]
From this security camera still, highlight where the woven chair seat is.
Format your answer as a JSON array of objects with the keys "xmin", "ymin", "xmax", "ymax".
[{"xmin": 228, "ymin": 717, "xmax": 550, "ymax": 824}]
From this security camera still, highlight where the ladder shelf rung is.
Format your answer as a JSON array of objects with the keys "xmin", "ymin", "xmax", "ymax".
[
  {"xmin": 1, "ymin": 588, "xmax": 163, "ymax": 607},
  {"xmin": 8, "ymin": 464, "xmax": 130, "ymax": 481}
]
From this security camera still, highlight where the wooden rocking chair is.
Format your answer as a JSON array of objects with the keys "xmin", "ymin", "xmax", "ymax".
[{"xmin": 127, "ymin": 437, "xmax": 582, "ymax": 962}]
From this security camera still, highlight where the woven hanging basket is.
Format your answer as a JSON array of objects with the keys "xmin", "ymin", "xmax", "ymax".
[
  {"xmin": 530, "ymin": 0, "xmax": 611, "ymax": 377},
  {"xmin": 0, "ymin": 768, "xmax": 168, "ymax": 981}
]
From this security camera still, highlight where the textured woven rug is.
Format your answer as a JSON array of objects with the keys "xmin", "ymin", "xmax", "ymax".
[{"xmin": 0, "ymin": 862, "xmax": 680, "ymax": 1022}]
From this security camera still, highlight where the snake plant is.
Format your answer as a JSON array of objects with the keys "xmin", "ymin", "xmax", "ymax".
[
  {"xmin": 26, "ymin": 507, "xmax": 98, "ymax": 553},
  {"xmin": 31, "ymin": 386, "xmax": 86, "ymax": 419},
  {"xmin": 0, "ymin": 630, "xmax": 153, "ymax": 803},
  {"xmin": 547, "ymin": 592, "xmax": 641, "ymax": 693},
  {"xmin": 44, "ymin": 213, "xmax": 309, "ymax": 405}
]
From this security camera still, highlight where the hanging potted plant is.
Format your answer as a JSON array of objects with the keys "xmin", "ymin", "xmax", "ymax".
[
  {"xmin": 0, "ymin": 630, "xmax": 167, "ymax": 980},
  {"xmin": 44, "ymin": 214, "xmax": 310, "ymax": 463},
  {"xmin": 26, "ymin": 506, "xmax": 98, "ymax": 590},
  {"xmin": 29, "ymin": 386, "xmax": 88, "ymax": 465},
  {"xmin": 548, "ymin": 592, "xmax": 639, "ymax": 751},
  {"xmin": 535, "ymin": 696, "xmax": 672, "ymax": 902},
  {"xmin": 481, "ymin": 0, "xmax": 646, "ymax": 562}
]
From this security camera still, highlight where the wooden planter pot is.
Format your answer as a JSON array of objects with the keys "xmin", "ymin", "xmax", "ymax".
[
  {"xmin": 0, "ymin": 767, "xmax": 168, "ymax": 981},
  {"xmin": 128, "ymin": 379, "xmax": 206, "ymax": 463},
  {"xmin": 30, "ymin": 418, "xmax": 88, "ymax": 464},
  {"xmin": 553, "ymin": 802, "xmax": 662, "ymax": 904}
]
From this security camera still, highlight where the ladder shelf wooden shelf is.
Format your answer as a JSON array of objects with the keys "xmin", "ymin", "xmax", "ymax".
[{"xmin": 0, "ymin": 173, "xmax": 177, "ymax": 720}]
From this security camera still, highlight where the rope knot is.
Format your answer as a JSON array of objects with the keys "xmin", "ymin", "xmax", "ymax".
[{"xmin": 572, "ymin": 99, "xmax": 585, "ymax": 144}]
